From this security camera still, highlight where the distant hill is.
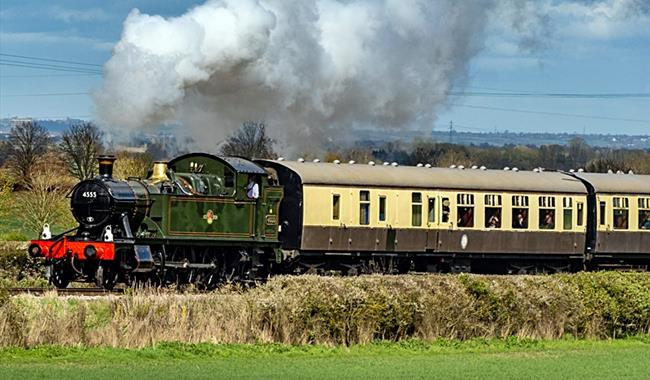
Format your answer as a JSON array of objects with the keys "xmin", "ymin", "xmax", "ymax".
[
  {"xmin": 0, "ymin": 118, "xmax": 87, "ymax": 136},
  {"xmin": 353, "ymin": 128, "xmax": 650, "ymax": 150}
]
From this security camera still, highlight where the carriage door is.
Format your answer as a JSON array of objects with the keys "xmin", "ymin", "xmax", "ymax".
[
  {"xmin": 437, "ymin": 195, "xmax": 453, "ymax": 252},
  {"xmin": 425, "ymin": 195, "xmax": 438, "ymax": 251}
]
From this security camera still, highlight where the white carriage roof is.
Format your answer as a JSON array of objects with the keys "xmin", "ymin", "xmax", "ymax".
[
  {"xmin": 260, "ymin": 160, "xmax": 591, "ymax": 194},
  {"xmin": 574, "ymin": 172, "xmax": 650, "ymax": 195}
]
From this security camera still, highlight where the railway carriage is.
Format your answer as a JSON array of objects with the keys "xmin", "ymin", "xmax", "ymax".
[
  {"xmin": 259, "ymin": 160, "xmax": 648, "ymax": 274},
  {"xmin": 572, "ymin": 172, "xmax": 650, "ymax": 265}
]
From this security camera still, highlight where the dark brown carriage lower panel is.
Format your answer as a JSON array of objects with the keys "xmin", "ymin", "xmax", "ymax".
[
  {"xmin": 595, "ymin": 231, "xmax": 650, "ymax": 255},
  {"xmin": 300, "ymin": 226, "xmax": 585, "ymax": 255}
]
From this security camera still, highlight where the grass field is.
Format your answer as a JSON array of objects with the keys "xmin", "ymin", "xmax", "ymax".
[{"xmin": 0, "ymin": 338, "xmax": 649, "ymax": 380}]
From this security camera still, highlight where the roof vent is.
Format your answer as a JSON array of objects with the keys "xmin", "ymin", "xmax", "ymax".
[
  {"xmin": 628, "ymin": 170, "xmax": 634, "ymax": 175},
  {"xmin": 416, "ymin": 163, "xmax": 423, "ymax": 167},
  {"xmin": 577, "ymin": 168, "xmax": 584, "ymax": 173},
  {"xmin": 616, "ymin": 170, "xmax": 623, "ymax": 174},
  {"xmin": 425, "ymin": 164, "xmax": 432, "ymax": 168},
  {"xmin": 383, "ymin": 162, "xmax": 390, "ymax": 166},
  {"xmin": 512, "ymin": 167, "xmax": 519, "ymax": 172},
  {"xmin": 569, "ymin": 169, "xmax": 575, "ymax": 173},
  {"xmin": 348, "ymin": 160, "xmax": 356, "ymax": 164},
  {"xmin": 391, "ymin": 162, "xmax": 398, "ymax": 167},
  {"xmin": 277, "ymin": 157, "xmax": 285, "ymax": 161},
  {"xmin": 458, "ymin": 165, "xmax": 465, "ymax": 170},
  {"xmin": 333, "ymin": 159, "xmax": 341, "ymax": 165},
  {"xmin": 298, "ymin": 157, "xmax": 305, "ymax": 163},
  {"xmin": 607, "ymin": 169, "xmax": 613, "ymax": 174},
  {"xmin": 533, "ymin": 168, "xmax": 540, "ymax": 173},
  {"xmin": 450, "ymin": 164, "xmax": 457, "ymax": 169},
  {"xmin": 503, "ymin": 167, "xmax": 510, "ymax": 171},
  {"xmin": 471, "ymin": 165, "xmax": 478, "ymax": 170},
  {"xmin": 480, "ymin": 166, "xmax": 487, "ymax": 170},
  {"xmin": 312, "ymin": 158, "xmax": 320, "ymax": 163},
  {"xmin": 368, "ymin": 161, "xmax": 375, "ymax": 166}
]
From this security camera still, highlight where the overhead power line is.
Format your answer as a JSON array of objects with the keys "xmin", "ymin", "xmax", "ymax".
[
  {"xmin": 0, "ymin": 61, "xmax": 102, "ymax": 74},
  {"xmin": 449, "ymin": 91, "xmax": 650, "ymax": 99},
  {"xmin": 454, "ymin": 104, "xmax": 650, "ymax": 123},
  {"xmin": 1, "ymin": 92, "xmax": 90, "ymax": 97},
  {"xmin": 0, "ymin": 53, "xmax": 103, "ymax": 67}
]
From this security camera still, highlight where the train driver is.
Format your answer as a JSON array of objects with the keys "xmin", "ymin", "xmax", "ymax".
[{"xmin": 246, "ymin": 176, "xmax": 260, "ymax": 199}]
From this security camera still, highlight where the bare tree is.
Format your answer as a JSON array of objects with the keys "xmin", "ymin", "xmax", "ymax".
[
  {"xmin": 7, "ymin": 121, "xmax": 51, "ymax": 186},
  {"xmin": 220, "ymin": 121, "xmax": 277, "ymax": 159},
  {"xmin": 15, "ymin": 170, "xmax": 75, "ymax": 236},
  {"xmin": 113, "ymin": 151, "xmax": 153, "ymax": 179},
  {"xmin": 60, "ymin": 122, "xmax": 104, "ymax": 180}
]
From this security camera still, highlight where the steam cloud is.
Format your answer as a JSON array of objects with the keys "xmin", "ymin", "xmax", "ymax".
[{"xmin": 94, "ymin": 0, "xmax": 648, "ymax": 151}]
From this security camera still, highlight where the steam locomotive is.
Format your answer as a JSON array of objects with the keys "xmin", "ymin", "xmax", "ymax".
[{"xmin": 29, "ymin": 153, "xmax": 650, "ymax": 289}]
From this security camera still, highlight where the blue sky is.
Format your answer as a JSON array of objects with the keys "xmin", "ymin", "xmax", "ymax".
[{"xmin": 0, "ymin": 0, "xmax": 648, "ymax": 136}]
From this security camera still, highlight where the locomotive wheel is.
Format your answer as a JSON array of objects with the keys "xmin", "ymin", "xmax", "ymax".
[
  {"xmin": 95, "ymin": 262, "xmax": 118, "ymax": 290},
  {"xmin": 50, "ymin": 260, "xmax": 70, "ymax": 289}
]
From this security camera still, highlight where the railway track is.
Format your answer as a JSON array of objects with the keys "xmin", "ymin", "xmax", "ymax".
[{"xmin": 7, "ymin": 287, "xmax": 125, "ymax": 296}]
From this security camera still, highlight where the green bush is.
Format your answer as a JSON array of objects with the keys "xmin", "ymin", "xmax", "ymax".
[{"xmin": 0, "ymin": 273, "xmax": 649, "ymax": 348}]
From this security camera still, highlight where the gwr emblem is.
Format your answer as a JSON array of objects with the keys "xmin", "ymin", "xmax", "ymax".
[{"xmin": 203, "ymin": 209, "xmax": 217, "ymax": 224}]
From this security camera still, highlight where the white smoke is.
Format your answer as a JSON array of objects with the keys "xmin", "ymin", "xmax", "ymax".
[{"xmin": 93, "ymin": 0, "xmax": 648, "ymax": 151}]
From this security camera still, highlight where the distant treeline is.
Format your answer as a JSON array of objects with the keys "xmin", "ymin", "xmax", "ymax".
[{"xmin": 320, "ymin": 137, "xmax": 650, "ymax": 174}]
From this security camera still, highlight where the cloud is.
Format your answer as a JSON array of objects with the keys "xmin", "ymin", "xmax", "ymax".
[
  {"xmin": 549, "ymin": 0, "xmax": 650, "ymax": 40},
  {"xmin": 50, "ymin": 6, "xmax": 110, "ymax": 23},
  {"xmin": 0, "ymin": 32, "xmax": 114, "ymax": 51}
]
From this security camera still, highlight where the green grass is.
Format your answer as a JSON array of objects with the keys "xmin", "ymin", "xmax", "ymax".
[{"xmin": 1, "ymin": 338, "xmax": 649, "ymax": 379}]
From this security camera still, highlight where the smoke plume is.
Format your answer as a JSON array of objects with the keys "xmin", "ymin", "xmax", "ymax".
[{"xmin": 93, "ymin": 0, "xmax": 648, "ymax": 152}]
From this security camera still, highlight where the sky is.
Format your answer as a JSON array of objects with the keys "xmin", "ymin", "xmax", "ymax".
[{"xmin": 0, "ymin": 0, "xmax": 648, "ymax": 137}]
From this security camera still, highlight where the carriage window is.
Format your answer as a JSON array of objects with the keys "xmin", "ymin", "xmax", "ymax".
[
  {"xmin": 457, "ymin": 193, "xmax": 474, "ymax": 228},
  {"xmin": 359, "ymin": 191, "xmax": 370, "ymax": 225},
  {"xmin": 563, "ymin": 197, "xmax": 573, "ymax": 230},
  {"xmin": 512, "ymin": 195, "xmax": 529, "ymax": 229},
  {"xmin": 379, "ymin": 196, "xmax": 386, "ymax": 222},
  {"xmin": 613, "ymin": 197, "xmax": 629, "ymax": 230},
  {"xmin": 332, "ymin": 194, "xmax": 340, "ymax": 220},
  {"xmin": 639, "ymin": 198, "xmax": 650, "ymax": 230},
  {"xmin": 485, "ymin": 194, "xmax": 502, "ymax": 228},
  {"xmin": 427, "ymin": 198, "xmax": 435, "ymax": 223},
  {"xmin": 539, "ymin": 196, "xmax": 556, "ymax": 230},
  {"xmin": 599, "ymin": 201, "xmax": 606, "ymax": 225},
  {"xmin": 441, "ymin": 197, "xmax": 450, "ymax": 223},
  {"xmin": 577, "ymin": 202, "xmax": 584, "ymax": 226},
  {"xmin": 412, "ymin": 192, "xmax": 422, "ymax": 226}
]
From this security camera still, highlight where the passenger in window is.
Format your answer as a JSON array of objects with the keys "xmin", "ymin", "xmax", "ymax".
[
  {"xmin": 246, "ymin": 175, "xmax": 259, "ymax": 199},
  {"xmin": 487, "ymin": 210, "xmax": 500, "ymax": 228},
  {"xmin": 641, "ymin": 212, "xmax": 650, "ymax": 229},
  {"xmin": 542, "ymin": 210, "xmax": 554, "ymax": 229},
  {"xmin": 614, "ymin": 213, "xmax": 628, "ymax": 229},
  {"xmin": 514, "ymin": 209, "xmax": 528, "ymax": 229},
  {"xmin": 458, "ymin": 207, "xmax": 473, "ymax": 227},
  {"xmin": 442, "ymin": 199, "xmax": 450, "ymax": 223}
]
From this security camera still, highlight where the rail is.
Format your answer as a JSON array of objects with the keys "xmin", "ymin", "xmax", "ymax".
[{"xmin": 7, "ymin": 287, "xmax": 125, "ymax": 296}]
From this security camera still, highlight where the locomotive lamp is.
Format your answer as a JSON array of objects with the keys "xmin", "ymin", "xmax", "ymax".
[{"xmin": 98, "ymin": 155, "xmax": 116, "ymax": 178}]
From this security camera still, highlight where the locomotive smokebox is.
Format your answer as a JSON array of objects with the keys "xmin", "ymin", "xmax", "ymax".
[{"xmin": 98, "ymin": 155, "xmax": 116, "ymax": 178}]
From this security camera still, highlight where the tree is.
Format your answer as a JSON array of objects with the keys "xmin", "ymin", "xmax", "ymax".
[
  {"xmin": 60, "ymin": 122, "xmax": 104, "ymax": 180},
  {"xmin": 15, "ymin": 170, "xmax": 75, "ymax": 237},
  {"xmin": 220, "ymin": 121, "xmax": 276, "ymax": 159},
  {"xmin": 7, "ymin": 121, "xmax": 51, "ymax": 186},
  {"xmin": 567, "ymin": 137, "xmax": 592, "ymax": 169},
  {"xmin": 113, "ymin": 151, "xmax": 152, "ymax": 179}
]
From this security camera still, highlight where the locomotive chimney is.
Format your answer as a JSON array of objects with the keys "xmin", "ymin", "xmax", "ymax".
[{"xmin": 97, "ymin": 155, "xmax": 116, "ymax": 178}]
